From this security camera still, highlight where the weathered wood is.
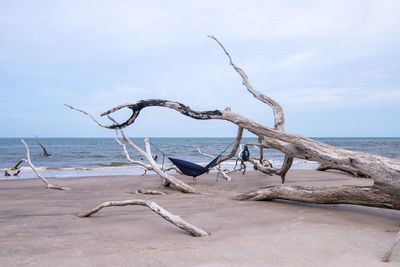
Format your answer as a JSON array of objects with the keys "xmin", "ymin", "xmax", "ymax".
[
  {"xmin": 208, "ymin": 35, "xmax": 285, "ymax": 132},
  {"xmin": 21, "ymin": 139, "xmax": 69, "ymax": 190},
  {"xmin": 35, "ymin": 135, "xmax": 51, "ymax": 157},
  {"xmin": 100, "ymin": 100, "xmax": 400, "ymax": 197},
  {"xmin": 65, "ymin": 36, "xmax": 400, "ymax": 260},
  {"xmin": 132, "ymin": 189, "xmax": 166, "ymax": 195},
  {"xmin": 235, "ymin": 184, "xmax": 400, "ymax": 210},
  {"xmin": 216, "ymin": 126, "xmax": 243, "ymax": 165},
  {"xmin": 382, "ymin": 230, "xmax": 400, "ymax": 262},
  {"xmin": 79, "ymin": 199, "xmax": 209, "ymax": 237},
  {"xmin": 316, "ymin": 164, "xmax": 370, "ymax": 178},
  {"xmin": 66, "ymin": 105, "xmax": 201, "ymax": 194}
]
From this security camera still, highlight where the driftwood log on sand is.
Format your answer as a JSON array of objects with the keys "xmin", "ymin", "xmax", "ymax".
[{"xmin": 79, "ymin": 199, "xmax": 209, "ymax": 237}]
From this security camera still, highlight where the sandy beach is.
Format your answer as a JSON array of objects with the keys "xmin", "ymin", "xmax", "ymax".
[{"xmin": 1, "ymin": 170, "xmax": 399, "ymax": 267}]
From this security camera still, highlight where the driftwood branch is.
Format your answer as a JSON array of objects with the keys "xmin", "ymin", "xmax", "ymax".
[
  {"xmin": 382, "ymin": 231, "xmax": 400, "ymax": 262},
  {"xmin": 217, "ymin": 126, "xmax": 243, "ymax": 164},
  {"xmin": 209, "ymin": 35, "xmax": 295, "ymax": 181},
  {"xmin": 208, "ymin": 35, "xmax": 285, "ymax": 131},
  {"xmin": 79, "ymin": 199, "xmax": 209, "ymax": 237},
  {"xmin": 35, "ymin": 135, "xmax": 51, "ymax": 157},
  {"xmin": 4, "ymin": 160, "xmax": 22, "ymax": 176},
  {"xmin": 235, "ymin": 185, "xmax": 400, "ymax": 210},
  {"xmin": 66, "ymin": 104, "xmax": 201, "ymax": 194},
  {"xmin": 317, "ymin": 164, "xmax": 370, "ymax": 178},
  {"xmin": 21, "ymin": 139, "xmax": 69, "ymax": 190},
  {"xmin": 132, "ymin": 189, "xmax": 166, "ymax": 195}
]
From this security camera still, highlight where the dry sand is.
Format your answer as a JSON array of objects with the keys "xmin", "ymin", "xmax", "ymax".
[{"xmin": 1, "ymin": 170, "xmax": 400, "ymax": 267}]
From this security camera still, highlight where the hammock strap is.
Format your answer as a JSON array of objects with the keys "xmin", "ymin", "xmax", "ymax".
[{"xmin": 219, "ymin": 140, "xmax": 236, "ymax": 155}]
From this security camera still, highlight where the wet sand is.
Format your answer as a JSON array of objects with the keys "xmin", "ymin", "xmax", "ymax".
[{"xmin": 1, "ymin": 170, "xmax": 399, "ymax": 266}]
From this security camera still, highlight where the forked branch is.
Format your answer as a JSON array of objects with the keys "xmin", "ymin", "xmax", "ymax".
[
  {"xmin": 79, "ymin": 199, "xmax": 209, "ymax": 237},
  {"xmin": 66, "ymin": 104, "xmax": 202, "ymax": 194}
]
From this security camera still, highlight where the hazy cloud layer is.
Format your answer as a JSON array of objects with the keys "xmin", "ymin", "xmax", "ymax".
[{"xmin": 1, "ymin": 0, "xmax": 399, "ymax": 137}]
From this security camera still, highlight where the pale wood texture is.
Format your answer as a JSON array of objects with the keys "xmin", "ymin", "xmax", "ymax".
[
  {"xmin": 66, "ymin": 105, "xmax": 201, "ymax": 194},
  {"xmin": 132, "ymin": 189, "xmax": 166, "ymax": 195},
  {"xmin": 21, "ymin": 139, "xmax": 69, "ymax": 190},
  {"xmin": 382, "ymin": 231, "xmax": 400, "ymax": 262},
  {"xmin": 79, "ymin": 199, "xmax": 209, "ymax": 237}
]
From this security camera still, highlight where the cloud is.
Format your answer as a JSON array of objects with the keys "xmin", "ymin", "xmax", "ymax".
[
  {"xmin": 271, "ymin": 87, "xmax": 400, "ymax": 110},
  {"xmin": 0, "ymin": 0, "xmax": 399, "ymax": 136}
]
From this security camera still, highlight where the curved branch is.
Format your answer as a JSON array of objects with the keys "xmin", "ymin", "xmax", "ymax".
[
  {"xmin": 21, "ymin": 139, "xmax": 70, "ymax": 190},
  {"xmin": 208, "ymin": 35, "xmax": 285, "ymax": 131},
  {"xmin": 100, "ymin": 100, "xmax": 223, "ymax": 129},
  {"xmin": 67, "ymin": 105, "xmax": 201, "ymax": 194},
  {"xmin": 79, "ymin": 199, "xmax": 209, "ymax": 237}
]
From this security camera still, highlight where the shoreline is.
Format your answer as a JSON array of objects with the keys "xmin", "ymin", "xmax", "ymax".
[{"xmin": 1, "ymin": 170, "xmax": 399, "ymax": 266}]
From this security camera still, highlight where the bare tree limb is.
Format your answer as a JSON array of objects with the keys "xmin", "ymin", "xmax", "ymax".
[
  {"xmin": 217, "ymin": 126, "xmax": 243, "ymax": 164},
  {"xmin": 21, "ymin": 139, "xmax": 70, "ymax": 190},
  {"xmin": 34, "ymin": 135, "xmax": 51, "ymax": 157},
  {"xmin": 316, "ymin": 164, "xmax": 370, "ymax": 178},
  {"xmin": 382, "ymin": 230, "xmax": 400, "ymax": 262},
  {"xmin": 79, "ymin": 199, "xmax": 209, "ymax": 237},
  {"xmin": 66, "ymin": 104, "xmax": 202, "ymax": 194},
  {"xmin": 235, "ymin": 184, "xmax": 400, "ymax": 210},
  {"xmin": 208, "ymin": 35, "xmax": 285, "ymax": 131}
]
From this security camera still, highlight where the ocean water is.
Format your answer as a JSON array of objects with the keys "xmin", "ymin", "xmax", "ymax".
[{"xmin": 1, "ymin": 137, "xmax": 399, "ymax": 179}]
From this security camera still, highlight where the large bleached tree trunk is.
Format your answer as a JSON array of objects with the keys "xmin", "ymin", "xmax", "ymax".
[{"xmin": 67, "ymin": 36, "xmax": 400, "ymax": 261}]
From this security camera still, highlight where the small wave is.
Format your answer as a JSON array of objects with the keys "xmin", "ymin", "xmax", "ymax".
[{"xmin": 97, "ymin": 162, "xmax": 132, "ymax": 167}]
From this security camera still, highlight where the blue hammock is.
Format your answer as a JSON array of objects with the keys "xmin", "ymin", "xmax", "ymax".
[
  {"xmin": 168, "ymin": 155, "xmax": 221, "ymax": 178},
  {"xmin": 150, "ymin": 140, "xmax": 233, "ymax": 178}
]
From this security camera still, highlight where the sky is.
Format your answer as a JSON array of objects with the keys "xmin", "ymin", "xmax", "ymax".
[{"xmin": 0, "ymin": 0, "xmax": 399, "ymax": 138}]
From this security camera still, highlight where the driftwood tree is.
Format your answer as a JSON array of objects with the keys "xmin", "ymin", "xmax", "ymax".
[
  {"xmin": 67, "ymin": 36, "xmax": 400, "ymax": 261},
  {"xmin": 70, "ymin": 36, "xmax": 400, "ymax": 261}
]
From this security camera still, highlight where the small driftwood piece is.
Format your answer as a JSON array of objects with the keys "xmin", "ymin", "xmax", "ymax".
[
  {"xmin": 382, "ymin": 231, "xmax": 400, "ymax": 262},
  {"xmin": 4, "ymin": 160, "xmax": 22, "ymax": 176},
  {"xmin": 21, "ymin": 139, "xmax": 69, "ymax": 190},
  {"xmin": 132, "ymin": 189, "xmax": 166, "ymax": 195},
  {"xmin": 35, "ymin": 135, "xmax": 51, "ymax": 157},
  {"xmin": 79, "ymin": 199, "xmax": 209, "ymax": 237}
]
